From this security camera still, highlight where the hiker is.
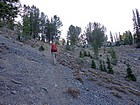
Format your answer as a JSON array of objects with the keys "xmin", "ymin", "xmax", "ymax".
[{"xmin": 51, "ymin": 41, "xmax": 58, "ymax": 64}]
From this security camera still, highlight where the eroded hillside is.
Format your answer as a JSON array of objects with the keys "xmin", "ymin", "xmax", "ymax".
[{"xmin": 0, "ymin": 30, "xmax": 140, "ymax": 105}]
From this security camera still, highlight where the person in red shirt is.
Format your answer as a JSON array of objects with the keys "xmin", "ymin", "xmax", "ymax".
[{"xmin": 51, "ymin": 41, "xmax": 58, "ymax": 65}]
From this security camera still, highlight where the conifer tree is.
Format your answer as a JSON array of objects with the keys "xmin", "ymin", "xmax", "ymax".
[
  {"xmin": 84, "ymin": 51, "xmax": 87, "ymax": 57},
  {"xmin": 0, "ymin": 0, "xmax": 21, "ymax": 29},
  {"xmin": 126, "ymin": 64, "xmax": 136, "ymax": 81},
  {"xmin": 99, "ymin": 60, "xmax": 103, "ymax": 71},
  {"xmin": 62, "ymin": 38, "xmax": 66, "ymax": 45},
  {"xmin": 91, "ymin": 59, "xmax": 96, "ymax": 69},
  {"xmin": 67, "ymin": 25, "xmax": 81, "ymax": 49},
  {"xmin": 107, "ymin": 56, "xmax": 114, "ymax": 74},
  {"xmin": 85, "ymin": 22, "xmax": 106, "ymax": 59},
  {"xmin": 133, "ymin": 9, "xmax": 140, "ymax": 47},
  {"xmin": 110, "ymin": 31, "xmax": 113, "ymax": 43},
  {"xmin": 79, "ymin": 51, "xmax": 84, "ymax": 58},
  {"xmin": 88, "ymin": 51, "xmax": 91, "ymax": 57},
  {"xmin": 109, "ymin": 47, "xmax": 117, "ymax": 65},
  {"xmin": 103, "ymin": 61, "xmax": 107, "ymax": 72}
]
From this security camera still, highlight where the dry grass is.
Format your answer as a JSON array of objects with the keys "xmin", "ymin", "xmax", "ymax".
[
  {"xmin": 73, "ymin": 70, "xmax": 84, "ymax": 83},
  {"xmin": 83, "ymin": 72, "xmax": 89, "ymax": 77},
  {"xmin": 102, "ymin": 78, "xmax": 111, "ymax": 83},
  {"xmin": 88, "ymin": 69, "xmax": 99, "ymax": 76},
  {"xmin": 104, "ymin": 85, "xmax": 113, "ymax": 90},
  {"xmin": 128, "ymin": 88, "xmax": 140, "ymax": 96},
  {"xmin": 0, "ymin": 43, "xmax": 9, "ymax": 53},
  {"xmin": 66, "ymin": 87, "xmax": 80, "ymax": 98},
  {"xmin": 110, "ymin": 91, "xmax": 122, "ymax": 99},
  {"xmin": 112, "ymin": 85, "xmax": 128, "ymax": 94},
  {"xmin": 88, "ymin": 77, "xmax": 97, "ymax": 82},
  {"xmin": 75, "ymin": 75, "xmax": 83, "ymax": 83},
  {"xmin": 112, "ymin": 84, "xmax": 140, "ymax": 96},
  {"xmin": 111, "ymin": 81, "xmax": 122, "ymax": 86},
  {"xmin": 97, "ymin": 81, "xmax": 105, "ymax": 86}
]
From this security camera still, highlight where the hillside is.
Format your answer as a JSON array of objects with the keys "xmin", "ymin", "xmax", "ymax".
[{"xmin": 0, "ymin": 30, "xmax": 140, "ymax": 105}]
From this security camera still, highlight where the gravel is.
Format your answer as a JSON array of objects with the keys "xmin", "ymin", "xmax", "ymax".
[{"xmin": 0, "ymin": 34, "xmax": 140, "ymax": 105}]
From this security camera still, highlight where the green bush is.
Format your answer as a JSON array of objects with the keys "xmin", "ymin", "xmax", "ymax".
[
  {"xmin": 39, "ymin": 45, "xmax": 45, "ymax": 51},
  {"xmin": 91, "ymin": 59, "xmax": 96, "ymax": 69}
]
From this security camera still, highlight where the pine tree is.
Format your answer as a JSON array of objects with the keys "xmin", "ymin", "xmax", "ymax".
[
  {"xmin": 107, "ymin": 56, "xmax": 114, "ymax": 74},
  {"xmin": 110, "ymin": 31, "xmax": 113, "ymax": 43},
  {"xmin": 126, "ymin": 64, "xmax": 136, "ymax": 81},
  {"xmin": 84, "ymin": 51, "xmax": 87, "ymax": 57},
  {"xmin": 133, "ymin": 9, "xmax": 140, "ymax": 47},
  {"xmin": 99, "ymin": 60, "xmax": 103, "ymax": 71},
  {"xmin": 88, "ymin": 51, "xmax": 91, "ymax": 57},
  {"xmin": 103, "ymin": 61, "xmax": 107, "ymax": 72},
  {"xmin": 39, "ymin": 12, "xmax": 47, "ymax": 41},
  {"xmin": 79, "ymin": 51, "xmax": 84, "ymax": 58},
  {"xmin": 92, "ymin": 41, "xmax": 99, "ymax": 59},
  {"xmin": 109, "ymin": 47, "xmax": 117, "ymax": 65},
  {"xmin": 67, "ymin": 25, "xmax": 81, "ymax": 49},
  {"xmin": 91, "ymin": 59, "xmax": 96, "ymax": 69},
  {"xmin": 22, "ymin": 5, "xmax": 32, "ymax": 39},
  {"xmin": 31, "ymin": 5, "xmax": 40, "ymax": 39},
  {"xmin": 62, "ymin": 38, "xmax": 66, "ymax": 45},
  {"xmin": 51, "ymin": 15, "xmax": 63, "ymax": 42},
  {"xmin": 85, "ymin": 22, "xmax": 106, "ymax": 59},
  {"xmin": 0, "ymin": 0, "xmax": 21, "ymax": 29}
]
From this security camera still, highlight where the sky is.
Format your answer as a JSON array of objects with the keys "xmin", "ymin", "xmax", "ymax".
[{"xmin": 20, "ymin": 0, "xmax": 140, "ymax": 39}]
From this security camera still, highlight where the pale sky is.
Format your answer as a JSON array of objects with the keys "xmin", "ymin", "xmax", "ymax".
[{"xmin": 20, "ymin": 0, "xmax": 140, "ymax": 38}]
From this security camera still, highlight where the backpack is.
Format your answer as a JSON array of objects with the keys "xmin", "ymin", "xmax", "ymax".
[{"xmin": 51, "ymin": 44, "xmax": 57, "ymax": 52}]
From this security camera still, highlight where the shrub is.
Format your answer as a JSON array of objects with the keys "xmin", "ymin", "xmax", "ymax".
[
  {"xmin": 74, "ymin": 70, "xmax": 84, "ymax": 83},
  {"xmin": 39, "ymin": 45, "xmax": 45, "ymax": 51},
  {"xmin": 66, "ymin": 87, "xmax": 80, "ymax": 98},
  {"xmin": 91, "ymin": 59, "xmax": 96, "ymax": 69},
  {"xmin": 110, "ymin": 91, "xmax": 122, "ymax": 99}
]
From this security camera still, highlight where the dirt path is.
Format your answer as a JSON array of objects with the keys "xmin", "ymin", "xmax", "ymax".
[
  {"xmin": 0, "ymin": 34, "xmax": 84, "ymax": 105},
  {"xmin": 0, "ymin": 34, "xmax": 140, "ymax": 105}
]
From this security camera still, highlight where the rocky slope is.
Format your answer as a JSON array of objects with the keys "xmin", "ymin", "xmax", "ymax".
[{"xmin": 0, "ymin": 31, "xmax": 140, "ymax": 105}]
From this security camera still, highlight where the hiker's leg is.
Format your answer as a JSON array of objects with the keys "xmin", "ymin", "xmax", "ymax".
[
  {"xmin": 52, "ymin": 52, "xmax": 56, "ymax": 64},
  {"xmin": 53, "ymin": 52, "xmax": 57, "ymax": 64}
]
